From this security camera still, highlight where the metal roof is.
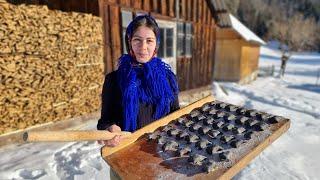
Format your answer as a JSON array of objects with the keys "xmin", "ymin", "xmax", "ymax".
[
  {"xmin": 210, "ymin": 0, "xmax": 227, "ymax": 12},
  {"xmin": 207, "ymin": 0, "xmax": 232, "ymax": 28}
]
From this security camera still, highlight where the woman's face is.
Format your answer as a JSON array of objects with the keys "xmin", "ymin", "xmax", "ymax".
[{"xmin": 131, "ymin": 26, "xmax": 157, "ymax": 63}]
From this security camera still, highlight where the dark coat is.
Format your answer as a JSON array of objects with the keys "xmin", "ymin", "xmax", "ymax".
[{"xmin": 97, "ymin": 70, "xmax": 180, "ymax": 131}]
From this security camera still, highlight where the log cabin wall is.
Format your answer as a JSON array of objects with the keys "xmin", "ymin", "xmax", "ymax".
[{"xmin": 98, "ymin": 0, "xmax": 217, "ymax": 91}]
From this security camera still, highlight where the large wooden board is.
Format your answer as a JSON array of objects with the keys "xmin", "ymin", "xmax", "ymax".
[
  {"xmin": 101, "ymin": 96, "xmax": 290, "ymax": 179},
  {"xmin": 101, "ymin": 96, "xmax": 215, "ymax": 157}
]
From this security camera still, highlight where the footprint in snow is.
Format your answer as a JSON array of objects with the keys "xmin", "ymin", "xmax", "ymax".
[{"xmin": 17, "ymin": 169, "xmax": 46, "ymax": 179}]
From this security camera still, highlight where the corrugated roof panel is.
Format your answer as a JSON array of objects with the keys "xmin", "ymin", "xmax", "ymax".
[
  {"xmin": 217, "ymin": 13, "xmax": 232, "ymax": 28},
  {"xmin": 211, "ymin": 0, "xmax": 227, "ymax": 12}
]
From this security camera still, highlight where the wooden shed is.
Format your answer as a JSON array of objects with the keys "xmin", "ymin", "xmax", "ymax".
[{"xmin": 213, "ymin": 13, "xmax": 266, "ymax": 84}]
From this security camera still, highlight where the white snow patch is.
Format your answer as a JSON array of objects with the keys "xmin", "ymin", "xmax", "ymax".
[{"xmin": 229, "ymin": 14, "xmax": 266, "ymax": 45}]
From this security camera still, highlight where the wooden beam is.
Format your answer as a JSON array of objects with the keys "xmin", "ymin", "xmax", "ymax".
[
  {"xmin": 109, "ymin": 5, "xmax": 121, "ymax": 70},
  {"xmin": 193, "ymin": 24, "xmax": 200, "ymax": 88},
  {"xmin": 181, "ymin": 0, "xmax": 186, "ymax": 19},
  {"xmin": 168, "ymin": 0, "xmax": 175, "ymax": 17},
  {"xmin": 192, "ymin": 0, "xmax": 196, "ymax": 22},
  {"xmin": 206, "ymin": 4, "xmax": 211, "ymax": 25},
  {"xmin": 23, "ymin": 130, "xmax": 131, "ymax": 142},
  {"xmin": 200, "ymin": 24, "xmax": 205, "ymax": 86},
  {"xmin": 208, "ymin": 26, "xmax": 214, "ymax": 83},
  {"xmin": 198, "ymin": 0, "xmax": 202, "ymax": 22},
  {"xmin": 187, "ymin": 0, "xmax": 192, "ymax": 21},
  {"xmin": 160, "ymin": 0, "xmax": 167, "ymax": 16},
  {"xmin": 98, "ymin": 0, "xmax": 113, "ymax": 73},
  {"xmin": 132, "ymin": 0, "xmax": 141, "ymax": 9},
  {"xmin": 119, "ymin": 0, "xmax": 131, "ymax": 7},
  {"xmin": 210, "ymin": 27, "xmax": 216, "ymax": 86},
  {"xmin": 202, "ymin": 26, "xmax": 207, "ymax": 85},
  {"xmin": 152, "ymin": 0, "xmax": 159, "ymax": 13},
  {"xmin": 206, "ymin": 26, "xmax": 211, "ymax": 84},
  {"xmin": 190, "ymin": 24, "xmax": 196, "ymax": 89},
  {"xmin": 0, "ymin": 112, "xmax": 100, "ymax": 147},
  {"xmin": 143, "ymin": 0, "xmax": 151, "ymax": 11}
]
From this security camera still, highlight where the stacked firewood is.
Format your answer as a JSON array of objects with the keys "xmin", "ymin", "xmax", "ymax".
[{"xmin": 0, "ymin": 2, "xmax": 104, "ymax": 134}]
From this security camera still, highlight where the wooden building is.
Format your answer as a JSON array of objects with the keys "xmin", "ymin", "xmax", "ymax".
[
  {"xmin": 11, "ymin": 0, "xmax": 220, "ymax": 91},
  {"xmin": 7, "ymin": 0, "xmax": 259, "ymax": 90},
  {"xmin": 210, "ymin": 2, "xmax": 266, "ymax": 84},
  {"xmin": 98, "ymin": 0, "xmax": 219, "ymax": 91}
]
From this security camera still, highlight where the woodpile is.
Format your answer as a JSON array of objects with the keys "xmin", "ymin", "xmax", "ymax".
[{"xmin": 0, "ymin": 2, "xmax": 104, "ymax": 134}]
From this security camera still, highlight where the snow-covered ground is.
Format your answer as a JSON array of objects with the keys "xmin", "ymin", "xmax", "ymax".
[
  {"xmin": 220, "ymin": 46, "xmax": 320, "ymax": 180},
  {"xmin": 0, "ymin": 122, "xmax": 111, "ymax": 180},
  {"xmin": 0, "ymin": 46, "xmax": 320, "ymax": 180}
]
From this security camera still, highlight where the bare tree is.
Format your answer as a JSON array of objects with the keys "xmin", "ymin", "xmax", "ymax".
[
  {"xmin": 289, "ymin": 14, "xmax": 318, "ymax": 51},
  {"xmin": 270, "ymin": 13, "xmax": 318, "ymax": 51}
]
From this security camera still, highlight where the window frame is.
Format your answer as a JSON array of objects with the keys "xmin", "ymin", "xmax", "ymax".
[
  {"xmin": 157, "ymin": 27, "xmax": 175, "ymax": 59},
  {"xmin": 121, "ymin": 10, "xmax": 133, "ymax": 54},
  {"xmin": 185, "ymin": 23, "xmax": 193, "ymax": 57}
]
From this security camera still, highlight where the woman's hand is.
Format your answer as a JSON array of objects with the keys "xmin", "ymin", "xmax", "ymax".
[{"xmin": 98, "ymin": 124, "xmax": 123, "ymax": 147}]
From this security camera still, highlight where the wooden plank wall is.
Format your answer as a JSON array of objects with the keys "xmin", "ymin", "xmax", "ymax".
[
  {"xmin": 240, "ymin": 44, "xmax": 260, "ymax": 80},
  {"xmin": 214, "ymin": 39, "xmax": 242, "ymax": 81},
  {"xmin": 177, "ymin": 0, "xmax": 216, "ymax": 91},
  {"xmin": 98, "ymin": 0, "xmax": 216, "ymax": 91}
]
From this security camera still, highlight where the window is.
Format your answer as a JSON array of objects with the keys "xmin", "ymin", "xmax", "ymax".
[
  {"xmin": 121, "ymin": 10, "xmax": 133, "ymax": 54},
  {"xmin": 177, "ymin": 22, "xmax": 193, "ymax": 57},
  {"xmin": 157, "ymin": 28, "xmax": 174, "ymax": 58},
  {"xmin": 185, "ymin": 23, "xmax": 193, "ymax": 57},
  {"xmin": 158, "ymin": 29, "xmax": 165, "ymax": 57},
  {"xmin": 166, "ymin": 28, "xmax": 174, "ymax": 57},
  {"xmin": 177, "ymin": 22, "xmax": 185, "ymax": 57}
]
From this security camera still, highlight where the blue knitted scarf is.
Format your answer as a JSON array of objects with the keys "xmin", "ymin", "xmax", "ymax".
[{"xmin": 117, "ymin": 54, "xmax": 179, "ymax": 132}]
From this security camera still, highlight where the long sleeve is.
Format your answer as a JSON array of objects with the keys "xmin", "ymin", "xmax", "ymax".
[
  {"xmin": 97, "ymin": 71, "xmax": 123, "ymax": 130},
  {"xmin": 169, "ymin": 73, "xmax": 180, "ymax": 113},
  {"xmin": 170, "ymin": 94, "xmax": 180, "ymax": 113}
]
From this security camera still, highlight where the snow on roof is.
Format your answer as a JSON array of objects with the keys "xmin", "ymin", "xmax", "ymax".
[{"xmin": 229, "ymin": 14, "xmax": 266, "ymax": 45}]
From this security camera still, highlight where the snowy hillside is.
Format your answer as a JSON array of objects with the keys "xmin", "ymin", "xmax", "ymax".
[{"xmin": 0, "ymin": 46, "xmax": 319, "ymax": 180}]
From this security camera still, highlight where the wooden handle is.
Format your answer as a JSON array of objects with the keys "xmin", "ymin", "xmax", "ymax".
[
  {"xmin": 102, "ymin": 95, "xmax": 215, "ymax": 157},
  {"xmin": 23, "ymin": 130, "xmax": 131, "ymax": 142}
]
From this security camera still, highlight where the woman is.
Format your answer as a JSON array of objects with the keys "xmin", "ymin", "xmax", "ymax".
[{"xmin": 97, "ymin": 15, "xmax": 180, "ymax": 147}]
